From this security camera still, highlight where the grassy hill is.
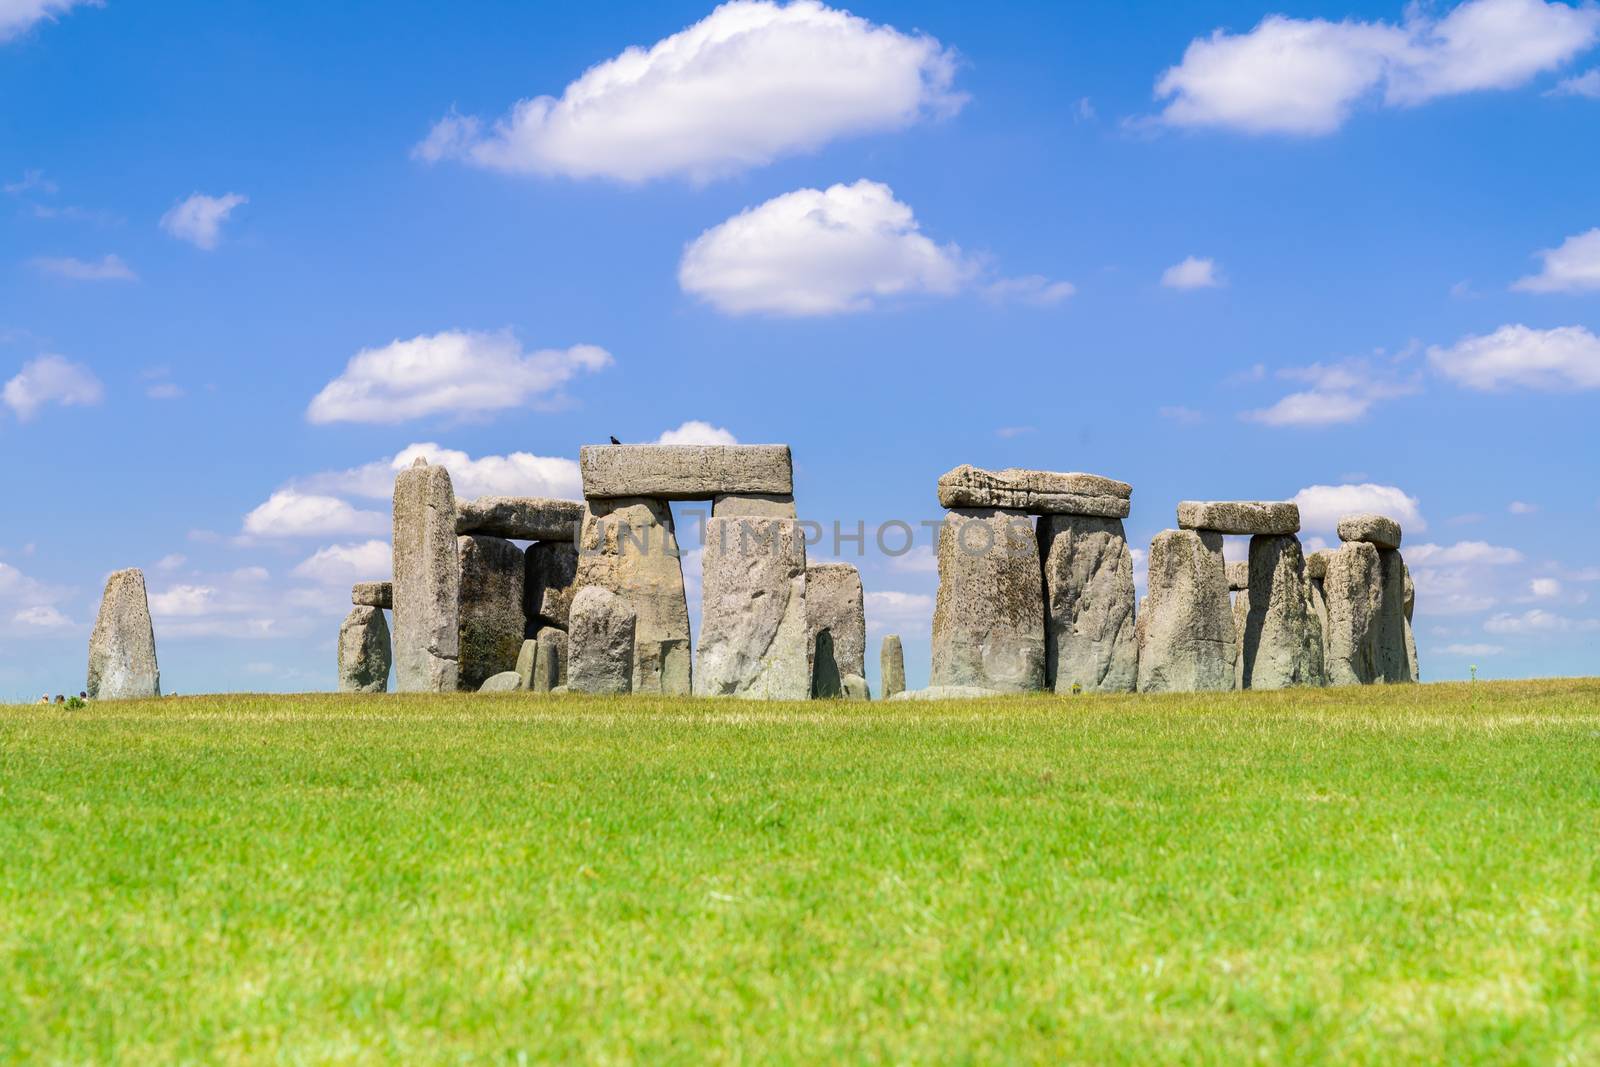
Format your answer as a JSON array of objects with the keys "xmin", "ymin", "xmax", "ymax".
[{"xmin": 2, "ymin": 680, "xmax": 1597, "ymax": 1063}]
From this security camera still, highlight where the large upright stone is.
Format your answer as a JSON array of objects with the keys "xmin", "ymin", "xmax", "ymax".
[
  {"xmin": 457, "ymin": 535, "xmax": 526, "ymax": 691},
  {"xmin": 567, "ymin": 587, "xmax": 636, "ymax": 695},
  {"xmin": 1323, "ymin": 542, "xmax": 1381, "ymax": 686},
  {"xmin": 1403, "ymin": 561, "xmax": 1420, "ymax": 684},
  {"xmin": 1374, "ymin": 549, "xmax": 1415, "ymax": 684},
  {"xmin": 524, "ymin": 541, "xmax": 578, "ymax": 630},
  {"xmin": 455, "ymin": 496, "xmax": 583, "ymax": 541},
  {"xmin": 1177, "ymin": 501, "xmax": 1300, "ymax": 536},
  {"xmin": 393, "ymin": 459, "xmax": 459, "ymax": 693},
  {"xmin": 880, "ymin": 634, "xmax": 906, "ymax": 700},
  {"xmin": 1239, "ymin": 535, "xmax": 1325, "ymax": 690},
  {"xmin": 86, "ymin": 568, "xmax": 160, "ymax": 699},
  {"xmin": 930, "ymin": 509, "xmax": 1046, "ymax": 693},
  {"xmin": 337, "ymin": 606, "xmax": 391, "ymax": 693},
  {"xmin": 536, "ymin": 626, "xmax": 569, "ymax": 689},
  {"xmin": 1137, "ymin": 530, "xmax": 1235, "ymax": 693},
  {"xmin": 937, "ymin": 465, "xmax": 1131, "ymax": 518},
  {"xmin": 1037, "ymin": 514, "xmax": 1137, "ymax": 693},
  {"xmin": 573, "ymin": 497, "xmax": 692, "ymax": 694},
  {"xmin": 580, "ymin": 444, "xmax": 792, "ymax": 500},
  {"xmin": 806, "ymin": 562, "xmax": 866, "ymax": 698},
  {"xmin": 695, "ymin": 517, "xmax": 810, "ymax": 699}
]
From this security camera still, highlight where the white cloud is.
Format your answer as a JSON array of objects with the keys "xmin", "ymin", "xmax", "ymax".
[
  {"xmin": 655, "ymin": 420, "xmax": 738, "ymax": 446},
  {"xmin": 1551, "ymin": 67, "xmax": 1600, "ymax": 95},
  {"xmin": 30, "ymin": 253, "xmax": 136, "ymax": 281},
  {"xmin": 1530, "ymin": 577, "xmax": 1562, "ymax": 598},
  {"xmin": 1509, "ymin": 500, "xmax": 1539, "ymax": 515},
  {"xmin": 292, "ymin": 540, "xmax": 391, "ymax": 585},
  {"xmin": 995, "ymin": 425, "xmax": 1036, "ymax": 438},
  {"xmin": 12, "ymin": 604, "xmax": 70, "ymax": 629},
  {"xmin": 1440, "ymin": 642, "xmax": 1503, "ymax": 655},
  {"xmin": 983, "ymin": 275, "xmax": 1076, "ymax": 306},
  {"xmin": 1428, "ymin": 324, "xmax": 1600, "ymax": 390},
  {"xmin": 296, "ymin": 442, "xmax": 582, "ymax": 502},
  {"xmin": 679, "ymin": 180, "xmax": 972, "ymax": 315},
  {"xmin": 865, "ymin": 590, "xmax": 933, "ymax": 635},
  {"xmin": 242, "ymin": 490, "xmax": 387, "ymax": 539},
  {"xmin": 3, "ymin": 354, "xmax": 104, "ymax": 421},
  {"xmin": 306, "ymin": 330, "xmax": 612, "ymax": 424},
  {"xmin": 415, "ymin": 0, "xmax": 961, "ymax": 183},
  {"xmin": 1407, "ymin": 541, "xmax": 1522, "ymax": 565},
  {"xmin": 159, "ymin": 192, "xmax": 247, "ymax": 250},
  {"xmin": 1484, "ymin": 608, "xmax": 1599, "ymax": 633},
  {"xmin": 1155, "ymin": 0, "xmax": 1600, "ymax": 135},
  {"xmin": 1161, "ymin": 255, "xmax": 1222, "ymax": 289},
  {"xmin": 887, "ymin": 545, "xmax": 938, "ymax": 574},
  {"xmin": 1294, "ymin": 483, "xmax": 1425, "ymax": 535},
  {"xmin": 1513, "ymin": 227, "xmax": 1600, "ymax": 292},
  {"xmin": 154, "ymin": 553, "xmax": 186, "ymax": 572},
  {"xmin": 149, "ymin": 584, "xmax": 216, "ymax": 617},
  {"xmin": 0, "ymin": 0, "xmax": 98, "ymax": 42},
  {"xmin": 1246, "ymin": 358, "xmax": 1421, "ymax": 426}
]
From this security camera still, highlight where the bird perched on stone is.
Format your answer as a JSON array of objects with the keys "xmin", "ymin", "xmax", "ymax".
[{"xmin": 609, "ymin": 435, "xmax": 621, "ymax": 445}]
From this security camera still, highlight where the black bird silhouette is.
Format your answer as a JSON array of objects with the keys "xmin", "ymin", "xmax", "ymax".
[{"xmin": 609, "ymin": 435, "xmax": 622, "ymax": 445}]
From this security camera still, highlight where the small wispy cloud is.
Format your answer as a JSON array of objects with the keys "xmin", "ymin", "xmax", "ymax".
[{"xmin": 31, "ymin": 254, "xmax": 137, "ymax": 282}]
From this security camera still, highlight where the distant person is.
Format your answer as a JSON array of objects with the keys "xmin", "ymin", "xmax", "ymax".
[
  {"xmin": 37, "ymin": 693, "xmax": 49, "ymax": 704},
  {"xmin": 79, "ymin": 691, "xmax": 89, "ymax": 701},
  {"xmin": 53, "ymin": 694, "xmax": 64, "ymax": 704}
]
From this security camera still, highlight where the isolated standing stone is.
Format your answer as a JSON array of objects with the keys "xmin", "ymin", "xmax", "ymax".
[
  {"xmin": 536, "ymin": 626, "xmax": 568, "ymax": 690},
  {"xmin": 573, "ymin": 497, "xmax": 692, "ymax": 695},
  {"xmin": 1037, "ymin": 514, "xmax": 1138, "ymax": 693},
  {"xmin": 694, "ymin": 516, "xmax": 810, "ymax": 699},
  {"xmin": 1374, "ymin": 549, "xmax": 1415, "ymax": 684},
  {"xmin": 457, "ymin": 535, "xmax": 526, "ymax": 691},
  {"xmin": 937, "ymin": 465, "xmax": 1131, "ymax": 518},
  {"xmin": 931, "ymin": 509, "xmax": 1046, "ymax": 693},
  {"xmin": 1323, "ymin": 542, "xmax": 1382, "ymax": 686},
  {"xmin": 393, "ymin": 459, "xmax": 459, "ymax": 693},
  {"xmin": 806, "ymin": 562, "xmax": 866, "ymax": 698},
  {"xmin": 455, "ymin": 496, "xmax": 583, "ymax": 541},
  {"xmin": 1403, "ymin": 562, "xmax": 1420, "ymax": 684},
  {"xmin": 525, "ymin": 541, "xmax": 579, "ymax": 630},
  {"xmin": 1177, "ymin": 501, "xmax": 1300, "ymax": 536},
  {"xmin": 568, "ymin": 586, "xmax": 636, "ymax": 695},
  {"xmin": 1137, "ymin": 530, "xmax": 1235, "ymax": 693},
  {"xmin": 86, "ymin": 568, "xmax": 160, "ymax": 699},
  {"xmin": 880, "ymin": 634, "xmax": 906, "ymax": 700},
  {"xmin": 1337, "ymin": 513, "xmax": 1402, "ymax": 551},
  {"xmin": 514, "ymin": 638, "xmax": 539, "ymax": 690},
  {"xmin": 337, "ymin": 606, "xmax": 391, "ymax": 693},
  {"xmin": 352, "ymin": 581, "xmax": 393, "ymax": 609},
  {"xmin": 580, "ymin": 444, "xmax": 793, "ymax": 499},
  {"xmin": 479, "ymin": 671, "xmax": 522, "ymax": 692},
  {"xmin": 1239, "ymin": 535, "xmax": 1325, "ymax": 690}
]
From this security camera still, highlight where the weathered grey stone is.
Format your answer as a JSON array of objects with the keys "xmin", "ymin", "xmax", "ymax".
[
  {"xmin": 937, "ymin": 465, "xmax": 1131, "ymax": 517},
  {"xmin": 457, "ymin": 535, "xmax": 526, "ymax": 691},
  {"xmin": 1239, "ymin": 535, "xmax": 1325, "ymax": 690},
  {"xmin": 479, "ymin": 671, "xmax": 522, "ymax": 692},
  {"xmin": 888, "ymin": 685, "xmax": 1003, "ymax": 701},
  {"xmin": 87, "ymin": 568, "xmax": 160, "ymax": 699},
  {"xmin": 524, "ymin": 541, "xmax": 578, "ymax": 630},
  {"xmin": 1305, "ymin": 551, "xmax": 1330, "ymax": 581},
  {"xmin": 1307, "ymin": 577, "xmax": 1331, "ymax": 671},
  {"xmin": 1037, "ymin": 514, "xmax": 1137, "ymax": 693},
  {"xmin": 1403, "ymin": 561, "xmax": 1419, "ymax": 684},
  {"xmin": 806, "ymin": 562, "xmax": 866, "ymax": 699},
  {"xmin": 580, "ymin": 444, "xmax": 792, "ymax": 500},
  {"xmin": 338, "ymin": 606, "xmax": 391, "ymax": 693},
  {"xmin": 455, "ymin": 496, "xmax": 582, "ymax": 542},
  {"xmin": 514, "ymin": 638, "xmax": 539, "ymax": 690},
  {"xmin": 1177, "ymin": 501, "xmax": 1300, "ymax": 536},
  {"xmin": 393, "ymin": 459, "xmax": 459, "ymax": 693},
  {"xmin": 880, "ymin": 634, "xmax": 906, "ymax": 700},
  {"xmin": 1374, "ymin": 549, "xmax": 1415, "ymax": 684},
  {"xmin": 1232, "ymin": 587, "xmax": 1250, "ymax": 691},
  {"xmin": 1337, "ymin": 513, "xmax": 1402, "ymax": 551},
  {"xmin": 841, "ymin": 674, "xmax": 871, "ymax": 701},
  {"xmin": 573, "ymin": 497, "xmax": 692, "ymax": 695},
  {"xmin": 1137, "ymin": 530, "xmax": 1235, "ymax": 693},
  {"xmin": 931, "ymin": 509, "xmax": 1046, "ymax": 693},
  {"xmin": 695, "ymin": 517, "xmax": 810, "ymax": 699},
  {"xmin": 567, "ymin": 586, "xmax": 636, "ymax": 695},
  {"xmin": 1226, "ymin": 561, "xmax": 1250, "ymax": 591},
  {"xmin": 536, "ymin": 626, "xmax": 568, "ymax": 690},
  {"xmin": 1323, "ymin": 542, "xmax": 1381, "ymax": 686},
  {"xmin": 352, "ymin": 581, "xmax": 393, "ymax": 609},
  {"xmin": 712, "ymin": 493, "xmax": 797, "ymax": 518}
]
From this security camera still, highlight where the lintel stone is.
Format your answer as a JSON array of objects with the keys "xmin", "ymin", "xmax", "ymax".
[
  {"xmin": 1177, "ymin": 501, "xmax": 1300, "ymax": 536},
  {"xmin": 579, "ymin": 444, "xmax": 792, "ymax": 500},
  {"xmin": 937, "ymin": 465, "xmax": 1131, "ymax": 517},
  {"xmin": 455, "ymin": 496, "xmax": 582, "ymax": 541}
]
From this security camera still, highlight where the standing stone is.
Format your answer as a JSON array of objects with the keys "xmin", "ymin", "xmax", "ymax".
[
  {"xmin": 573, "ymin": 497, "xmax": 692, "ymax": 695},
  {"xmin": 1403, "ymin": 562, "xmax": 1419, "ymax": 683},
  {"xmin": 841, "ymin": 674, "xmax": 871, "ymax": 701},
  {"xmin": 337, "ymin": 606, "xmax": 391, "ymax": 693},
  {"xmin": 535, "ymin": 626, "xmax": 569, "ymax": 690},
  {"xmin": 457, "ymin": 535, "xmax": 526, "ymax": 691},
  {"xmin": 1232, "ymin": 587, "xmax": 1250, "ymax": 691},
  {"xmin": 695, "ymin": 516, "xmax": 810, "ymax": 699},
  {"xmin": 1374, "ymin": 549, "xmax": 1415, "ymax": 684},
  {"xmin": 524, "ymin": 541, "xmax": 579, "ymax": 631},
  {"xmin": 1323, "ymin": 542, "xmax": 1382, "ymax": 686},
  {"xmin": 930, "ymin": 509, "xmax": 1046, "ymax": 693},
  {"xmin": 1136, "ymin": 530, "xmax": 1235, "ymax": 693},
  {"xmin": 880, "ymin": 634, "xmax": 906, "ymax": 700},
  {"xmin": 514, "ymin": 638, "xmax": 539, "ymax": 690},
  {"xmin": 86, "ymin": 568, "xmax": 160, "ymax": 699},
  {"xmin": 1037, "ymin": 514, "xmax": 1137, "ymax": 693},
  {"xmin": 1240, "ymin": 535, "xmax": 1325, "ymax": 690},
  {"xmin": 806, "ymin": 562, "xmax": 866, "ymax": 698},
  {"xmin": 567, "ymin": 586, "xmax": 636, "ymax": 695},
  {"xmin": 1307, "ymin": 574, "xmax": 1331, "ymax": 668},
  {"xmin": 393, "ymin": 459, "xmax": 459, "ymax": 693}
]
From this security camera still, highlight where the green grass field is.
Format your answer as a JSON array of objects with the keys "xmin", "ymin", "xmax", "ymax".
[{"xmin": 2, "ymin": 680, "xmax": 1598, "ymax": 1064}]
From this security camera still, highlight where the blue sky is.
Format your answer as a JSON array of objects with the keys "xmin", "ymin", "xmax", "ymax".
[{"xmin": 3, "ymin": 0, "xmax": 1598, "ymax": 699}]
